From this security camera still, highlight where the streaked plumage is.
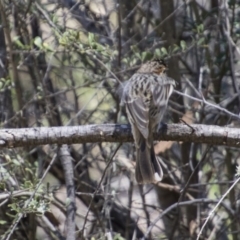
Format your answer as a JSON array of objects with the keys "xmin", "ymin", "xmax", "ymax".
[{"xmin": 121, "ymin": 59, "xmax": 176, "ymax": 184}]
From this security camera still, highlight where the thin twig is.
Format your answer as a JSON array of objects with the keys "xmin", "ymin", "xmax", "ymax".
[
  {"xmin": 197, "ymin": 176, "xmax": 240, "ymax": 240},
  {"xmin": 222, "ymin": 0, "xmax": 240, "ymax": 105},
  {"xmin": 179, "ymin": 118, "xmax": 195, "ymax": 134},
  {"xmin": 144, "ymin": 197, "xmax": 235, "ymax": 239},
  {"xmin": 80, "ymin": 143, "xmax": 122, "ymax": 237},
  {"xmin": 58, "ymin": 145, "xmax": 76, "ymax": 240},
  {"xmin": 3, "ymin": 154, "xmax": 58, "ymax": 240},
  {"xmin": 174, "ymin": 90, "xmax": 240, "ymax": 120}
]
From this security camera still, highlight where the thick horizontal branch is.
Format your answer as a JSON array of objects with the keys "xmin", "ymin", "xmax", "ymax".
[{"xmin": 0, "ymin": 124, "xmax": 239, "ymax": 148}]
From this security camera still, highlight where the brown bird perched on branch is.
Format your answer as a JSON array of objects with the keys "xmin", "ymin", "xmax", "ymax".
[{"xmin": 121, "ymin": 59, "xmax": 176, "ymax": 184}]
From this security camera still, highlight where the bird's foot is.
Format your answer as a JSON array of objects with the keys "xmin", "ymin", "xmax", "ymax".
[{"xmin": 157, "ymin": 122, "xmax": 168, "ymax": 134}]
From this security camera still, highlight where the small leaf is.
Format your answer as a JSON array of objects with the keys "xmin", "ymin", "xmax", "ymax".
[
  {"xmin": 197, "ymin": 37, "xmax": 205, "ymax": 46},
  {"xmin": 112, "ymin": 50, "xmax": 118, "ymax": 56},
  {"xmin": 34, "ymin": 37, "xmax": 43, "ymax": 49},
  {"xmin": 122, "ymin": 58, "xmax": 129, "ymax": 64},
  {"xmin": 65, "ymin": 198, "xmax": 71, "ymax": 207},
  {"xmin": 9, "ymin": 203, "xmax": 18, "ymax": 212},
  {"xmin": 197, "ymin": 24, "xmax": 204, "ymax": 33},
  {"xmin": 0, "ymin": 166, "xmax": 7, "ymax": 173},
  {"xmin": 88, "ymin": 33, "xmax": 95, "ymax": 45},
  {"xmin": 155, "ymin": 48, "xmax": 161, "ymax": 57},
  {"xmin": 130, "ymin": 45, "xmax": 138, "ymax": 53},
  {"xmin": 172, "ymin": 44, "xmax": 179, "ymax": 53},
  {"xmin": 161, "ymin": 47, "xmax": 168, "ymax": 56},
  {"xmin": 141, "ymin": 51, "xmax": 147, "ymax": 61},
  {"xmin": 134, "ymin": 52, "xmax": 141, "ymax": 60},
  {"xmin": 25, "ymin": 168, "xmax": 33, "ymax": 174},
  {"xmin": 95, "ymin": 43, "xmax": 104, "ymax": 51},
  {"xmin": 43, "ymin": 42, "xmax": 54, "ymax": 52},
  {"xmin": 113, "ymin": 233, "xmax": 125, "ymax": 240},
  {"xmin": 12, "ymin": 159, "xmax": 21, "ymax": 166},
  {"xmin": 13, "ymin": 37, "xmax": 25, "ymax": 49},
  {"xmin": 52, "ymin": 14, "xmax": 58, "ymax": 24},
  {"xmin": 59, "ymin": 37, "xmax": 67, "ymax": 46},
  {"xmin": 180, "ymin": 40, "xmax": 186, "ymax": 51}
]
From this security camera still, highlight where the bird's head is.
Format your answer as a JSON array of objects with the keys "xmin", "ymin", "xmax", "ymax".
[{"xmin": 137, "ymin": 59, "xmax": 167, "ymax": 75}]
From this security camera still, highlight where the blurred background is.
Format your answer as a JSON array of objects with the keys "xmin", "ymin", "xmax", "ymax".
[{"xmin": 0, "ymin": 0, "xmax": 240, "ymax": 239}]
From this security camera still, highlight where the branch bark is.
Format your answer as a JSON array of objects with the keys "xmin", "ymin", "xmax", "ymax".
[
  {"xmin": 0, "ymin": 124, "xmax": 239, "ymax": 148},
  {"xmin": 58, "ymin": 145, "xmax": 76, "ymax": 240}
]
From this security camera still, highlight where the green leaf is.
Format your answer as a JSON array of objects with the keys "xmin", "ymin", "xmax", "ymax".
[
  {"xmin": 172, "ymin": 44, "xmax": 179, "ymax": 53},
  {"xmin": 161, "ymin": 47, "xmax": 168, "ymax": 56},
  {"xmin": 197, "ymin": 24, "xmax": 204, "ymax": 33},
  {"xmin": 34, "ymin": 36, "xmax": 43, "ymax": 49},
  {"xmin": 155, "ymin": 48, "xmax": 161, "ymax": 57},
  {"xmin": 113, "ymin": 233, "xmax": 125, "ymax": 240},
  {"xmin": 88, "ymin": 33, "xmax": 95, "ymax": 45},
  {"xmin": 65, "ymin": 198, "xmax": 71, "ymax": 207},
  {"xmin": 197, "ymin": 37, "xmax": 205, "ymax": 46},
  {"xmin": 0, "ymin": 166, "xmax": 7, "ymax": 173},
  {"xmin": 52, "ymin": 14, "xmax": 58, "ymax": 24},
  {"xmin": 42, "ymin": 42, "xmax": 54, "ymax": 52},
  {"xmin": 95, "ymin": 43, "xmax": 104, "ymax": 51},
  {"xmin": 130, "ymin": 45, "xmax": 138, "ymax": 53},
  {"xmin": 122, "ymin": 58, "xmax": 129, "ymax": 64},
  {"xmin": 9, "ymin": 203, "xmax": 19, "ymax": 212},
  {"xmin": 13, "ymin": 37, "xmax": 25, "ymax": 49},
  {"xmin": 180, "ymin": 40, "xmax": 186, "ymax": 51},
  {"xmin": 59, "ymin": 37, "xmax": 67, "ymax": 46},
  {"xmin": 25, "ymin": 168, "xmax": 33, "ymax": 174},
  {"xmin": 141, "ymin": 51, "xmax": 152, "ymax": 61},
  {"xmin": 134, "ymin": 52, "xmax": 141, "ymax": 60},
  {"xmin": 12, "ymin": 159, "xmax": 21, "ymax": 166}
]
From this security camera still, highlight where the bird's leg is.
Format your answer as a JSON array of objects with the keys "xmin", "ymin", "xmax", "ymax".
[{"xmin": 157, "ymin": 122, "xmax": 168, "ymax": 133}]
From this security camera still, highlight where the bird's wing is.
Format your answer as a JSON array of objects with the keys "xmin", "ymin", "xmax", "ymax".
[
  {"xmin": 125, "ymin": 94, "xmax": 149, "ymax": 140},
  {"xmin": 122, "ymin": 78, "xmax": 150, "ymax": 140},
  {"xmin": 152, "ymin": 76, "xmax": 176, "ymax": 106}
]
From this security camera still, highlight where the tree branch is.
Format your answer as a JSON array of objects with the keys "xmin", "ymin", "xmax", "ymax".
[
  {"xmin": 58, "ymin": 145, "xmax": 76, "ymax": 240},
  {"xmin": 0, "ymin": 124, "xmax": 239, "ymax": 148}
]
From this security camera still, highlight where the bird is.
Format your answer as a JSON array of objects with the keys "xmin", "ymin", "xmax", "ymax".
[{"xmin": 121, "ymin": 59, "xmax": 176, "ymax": 184}]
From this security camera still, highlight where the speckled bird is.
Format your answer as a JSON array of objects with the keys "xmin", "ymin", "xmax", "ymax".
[{"xmin": 121, "ymin": 59, "xmax": 176, "ymax": 184}]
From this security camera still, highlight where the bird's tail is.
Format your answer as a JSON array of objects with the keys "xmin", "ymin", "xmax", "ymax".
[{"xmin": 135, "ymin": 136, "xmax": 163, "ymax": 184}]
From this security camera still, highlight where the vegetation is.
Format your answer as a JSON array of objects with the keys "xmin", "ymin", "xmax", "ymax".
[{"xmin": 0, "ymin": 0, "xmax": 240, "ymax": 239}]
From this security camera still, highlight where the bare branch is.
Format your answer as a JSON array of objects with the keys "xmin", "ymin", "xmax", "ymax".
[
  {"xmin": 0, "ymin": 124, "xmax": 239, "ymax": 148},
  {"xmin": 58, "ymin": 145, "xmax": 76, "ymax": 240}
]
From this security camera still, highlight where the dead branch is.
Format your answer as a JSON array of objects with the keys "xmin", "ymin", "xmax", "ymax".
[{"xmin": 0, "ymin": 123, "xmax": 239, "ymax": 148}]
